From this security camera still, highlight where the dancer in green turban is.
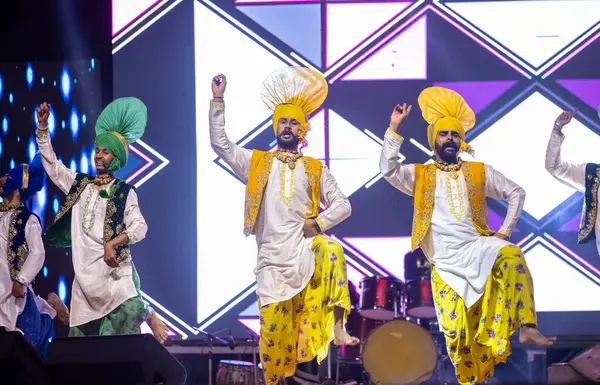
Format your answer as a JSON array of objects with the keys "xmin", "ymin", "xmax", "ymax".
[{"xmin": 35, "ymin": 99, "xmax": 167, "ymax": 343}]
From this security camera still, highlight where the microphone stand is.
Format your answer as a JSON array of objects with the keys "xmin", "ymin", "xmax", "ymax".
[{"xmin": 194, "ymin": 328, "xmax": 229, "ymax": 385}]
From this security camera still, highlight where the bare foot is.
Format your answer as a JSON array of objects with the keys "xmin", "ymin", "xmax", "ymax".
[
  {"xmin": 519, "ymin": 326, "xmax": 556, "ymax": 346},
  {"xmin": 333, "ymin": 325, "xmax": 360, "ymax": 346},
  {"xmin": 147, "ymin": 312, "xmax": 168, "ymax": 344},
  {"xmin": 47, "ymin": 292, "xmax": 70, "ymax": 325}
]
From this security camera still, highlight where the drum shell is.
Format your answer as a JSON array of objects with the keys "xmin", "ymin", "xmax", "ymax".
[
  {"xmin": 217, "ymin": 360, "xmax": 257, "ymax": 385},
  {"xmin": 406, "ymin": 276, "xmax": 436, "ymax": 319},
  {"xmin": 359, "ymin": 276, "xmax": 404, "ymax": 320}
]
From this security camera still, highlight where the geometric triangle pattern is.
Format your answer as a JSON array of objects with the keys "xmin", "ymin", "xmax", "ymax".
[
  {"xmin": 236, "ymin": 0, "xmax": 319, "ymax": 3},
  {"xmin": 238, "ymin": 4, "xmax": 322, "ymax": 66},
  {"xmin": 556, "ymin": 79, "xmax": 600, "ymax": 110},
  {"xmin": 343, "ymin": 236, "xmax": 412, "ymax": 281},
  {"xmin": 109, "ymin": 0, "xmax": 600, "ymax": 338},
  {"xmin": 524, "ymin": 241, "xmax": 600, "ymax": 311},
  {"xmin": 446, "ymin": 0, "xmax": 600, "ymax": 69},
  {"xmin": 326, "ymin": 2, "xmax": 412, "ymax": 67},
  {"xmin": 433, "ymin": 80, "xmax": 517, "ymax": 114},
  {"xmin": 343, "ymin": 15, "xmax": 427, "ymax": 81},
  {"xmin": 112, "ymin": 0, "xmax": 160, "ymax": 36},
  {"xmin": 194, "ymin": 0, "xmax": 286, "ymax": 325},
  {"xmin": 469, "ymin": 91, "xmax": 600, "ymax": 221},
  {"xmin": 560, "ymin": 211, "xmax": 583, "ymax": 233},
  {"xmin": 328, "ymin": 110, "xmax": 383, "ymax": 197}
]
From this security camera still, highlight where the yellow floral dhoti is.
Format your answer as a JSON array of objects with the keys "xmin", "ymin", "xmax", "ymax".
[
  {"xmin": 432, "ymin": 244, "xmax": 537, "ymax": 384},
  {"xmin": 258, "ymin": 235, "xmax": 351, "ymax": 385}
]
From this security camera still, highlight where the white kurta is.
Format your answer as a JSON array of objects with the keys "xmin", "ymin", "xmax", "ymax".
[
  {"xmin": 546, "ymin": 129, "xmax": 600, "ymax": 255},
  {"xmin": 36, "ymin": 131, "xmax": 148, "ymax": 327},
  {"xmin": 209, "ymin": 101, "xmax": 351, "ymax": 306},
  {"xmin": 0, "ymin": 210, "xmax": 45, "ymax": 330},
  {"xmin": 380, "ymin": 130, "xmax": 525, "ymax": 308}
]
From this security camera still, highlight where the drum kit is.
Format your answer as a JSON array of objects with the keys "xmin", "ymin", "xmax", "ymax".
[{"xmin": 216, "ymin": 249, "xmax": 452, "ymax": 385}]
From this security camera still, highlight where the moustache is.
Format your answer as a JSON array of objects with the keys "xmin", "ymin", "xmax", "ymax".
[
  {"xmin": 442, "ymin": 142, "xmax": 458, "ymax": 150},
  {"xmin": 280, "ymin": 129, "xmax": 295, "ymax": 137}
]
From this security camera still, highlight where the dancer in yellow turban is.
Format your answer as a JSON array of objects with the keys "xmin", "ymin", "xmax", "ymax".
[
  {"xmin": 209, "ymin": 67, "xmax": 358, "ymax": 385},
  {"xmin": 379, "ymin": 87, "xmax": 555, "ymax": 384}
]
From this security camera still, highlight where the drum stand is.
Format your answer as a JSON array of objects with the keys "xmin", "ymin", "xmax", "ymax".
[
  {"xmin": 249, "ymin": 332, "xmax": 259, "ymax": 385},
  {"xmin": 195, "ymin": 329, "xmax": 229, "ymax": 385}
]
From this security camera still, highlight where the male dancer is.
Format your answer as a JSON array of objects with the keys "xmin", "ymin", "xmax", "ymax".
[
  {"xmin": 379, "ymin": 87, "xmax": 554, "ymax": 384},
  {"xmin": 209, "ymin": 67, "xmax": 358, "ymax": 385},
  {"xmin": 545, "ymin": 109, "xmax": 600, "ymax": 256},
  {"xmin": 0, "ymin": 155, "xmax": 69, "ymax": 357},
  {"xmin": 35, "ymin": 100, "xmax": 167, "ymax": 343}
]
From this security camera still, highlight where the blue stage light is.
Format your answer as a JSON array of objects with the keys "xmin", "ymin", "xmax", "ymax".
[
  {"xmin": 53, "ymin": 197, "xmax": 60, "ymax": 215},
  {"xmin": 61, "ymin": 66, "xmax": 71, "ymax": 101},
  {"xmin": 26, "ymin": 63, "xmax": 34, "ymax": 88},
  {"xmin": 80, "ymin": 151, "xmax": 89, "ymax": 174},
  {"xmin": 57, "ymin": 276, "xmax": 68, "ymax": 303},
  {"xmin": 70, "ymin": 107, "xmax": 79, "ymax": 139}
]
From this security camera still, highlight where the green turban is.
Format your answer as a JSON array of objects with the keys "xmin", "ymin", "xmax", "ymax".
[{"xmin": 95, "ymin": 97, "xmax": 147, "ymax": 172}]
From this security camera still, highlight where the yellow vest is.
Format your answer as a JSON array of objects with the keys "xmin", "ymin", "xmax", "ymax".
[
  {"xmin": 411, "ymin": 162, "xmax": 493, "ymax": 251},
  {"xmin": 243, "ymin": 150, "xmax": 323, "ymax": 236}
]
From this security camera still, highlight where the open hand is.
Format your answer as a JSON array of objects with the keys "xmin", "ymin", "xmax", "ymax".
[
  {"xmin": 212, "ymin": 74, "xmax": 227, "ymax": 98},
  {"xmin": 36, "ymin": 102, "xmax": 51, "ymax": 128},
  {"xmin": 303, "ymin": 218, "xmax": 320, "ymax": 238},
  {"xmin": 103, "ymin": 242, "xmax": 119, "ymax": 268},
  {"xmin": 554, "ymin": 110, "xmax": 576, "ymax": 131},
  {"xmin": 390, "ymin": 103, "xmax": 412, "ymax": 132},
  {"xmin": 11, "ymin": 281, "xmax": 26, "ymax": 298}
]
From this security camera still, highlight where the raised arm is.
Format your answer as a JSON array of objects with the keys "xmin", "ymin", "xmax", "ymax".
[
  {"xmin": 209, "ymin": 74, "xmax": 252, "ymax": 183},
  {"xmin": 34, "ymin": 103, "xmax": 76, "ymax": 194},
  {"xmin": 485, "ymin": 165, "xmax": 525, "ymax": 238},
  {"xmin": 545, "ymin": 110, "xmax": 585, "ymax": 192},
  {"xmin": 379, "ymin": 103, "xmax": 416, "ymax": 196},
  {"xmin": 315, "ymin": 165, "xmax": 351, "ymax": 232}
]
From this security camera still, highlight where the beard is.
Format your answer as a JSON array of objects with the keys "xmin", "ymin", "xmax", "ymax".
[
  {"xmin": 276, "ymin": 129, "xmax": 300, "ymax": 150},
  {"xmin": 436, "ymin": 141, "xmax": 459, "ymax": 164}
]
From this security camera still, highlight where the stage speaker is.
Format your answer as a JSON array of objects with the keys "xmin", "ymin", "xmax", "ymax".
[
  {"xmin": 569, "ymin": 343, "xmax": 600, "ymax": 382},
  {"xmin": 45, "ymin": 334, "xmax": 187, "ymax": 385},
  {"xmin": 0, "ymin": 329, "xmax": 49, "ymax": 385}
]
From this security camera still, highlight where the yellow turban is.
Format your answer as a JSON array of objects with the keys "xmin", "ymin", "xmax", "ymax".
[
  {"xmin": 261, "ymin": 66, "xmax": 328, "ymax": 148},
  {"xmin": 417, "ymin": 86, "xmax": 476, "ymax": 155}
]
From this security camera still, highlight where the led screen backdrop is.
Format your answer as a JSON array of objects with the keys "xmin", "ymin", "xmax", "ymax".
[
  {"xmin": 0, "ymin": 59, "xmax": 102, "ymax": 306},
  {"xmin": 84, "ymin": 0, "xmax": 600, "ymax": 338}
]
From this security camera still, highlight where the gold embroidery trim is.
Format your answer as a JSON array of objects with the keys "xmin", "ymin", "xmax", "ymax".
[
  {"xmin": 411, "ymin": 164, "xmax": 436, "ymax": 250},
  {"xmin": 279, "ymin": 163, "xmax": 297, "ymax": 207},
  {"xmin": 578, "ymin": 167, "xmax": 600, "ymax": 242},
  {"xmin": 210, "ymin": 100, "xmax": 225, "ymax": 109},
  {"xmin": 7, "ymin": 209, "xmax": 28, "ymax": 280},
  {"xmin": 444, "ymin": 175, "xmax": 466, "ymax": 222},
  {"xmin": 315, "ymin": 216, "xmax": 326, "ymax": 233},
  {"xmin": 53, "ymin": 176, "xmax": 92, "ymax": 224},
  {"xmin": 244, "ymin": 152, "xmax": 274, "ymax": 236},
  {"xmin": 462, "ymin": 163, "xmax": 493, "ymax": 236},
  {"xmin": 22, "ymin": 164, "xmax": 30, "ymax": 190},
  {"xmin": 385, "ymin": 128, "xmax": 404, "ymax": 143}
]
